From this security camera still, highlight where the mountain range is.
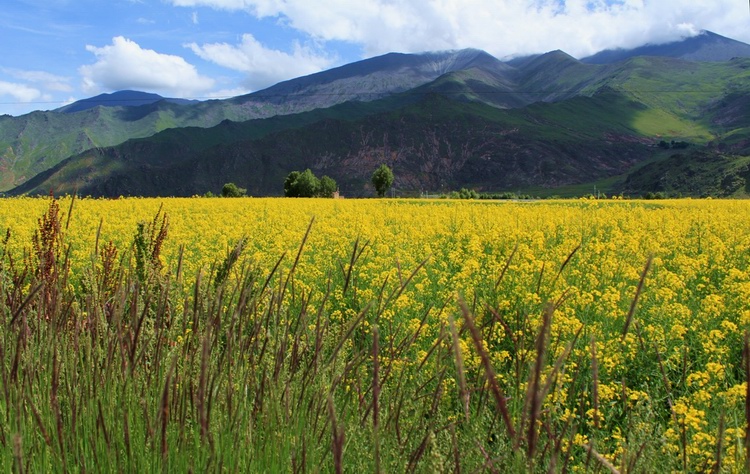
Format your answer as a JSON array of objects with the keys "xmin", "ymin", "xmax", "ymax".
[{"xmin": 3, "ymin": 30, "xmax": 750, "ymax": 198}]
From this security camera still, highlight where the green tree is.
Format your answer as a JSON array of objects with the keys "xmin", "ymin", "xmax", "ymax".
[
  {"xmin": 221, "ymin": 182, "xmax": 246, "ymax": 197},
  {"xmin": 284, "ymin": 169, "xmax": 320, "ymax": 197},
  {"xmin": 318, "ymin": 175, "xmax": 338, "ymax": 198},
  {"xmin": 284, "ymin": 171, "xmax": 301, "ymax": 197},
  {"xmin": 371, "ymin": 164, "xmax": 394, "ymax": 197}
]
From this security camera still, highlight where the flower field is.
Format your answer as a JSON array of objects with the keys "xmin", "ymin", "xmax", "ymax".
[{"xmin": 0, "ymin": 196, "xmax": 749, "ymax": 472}]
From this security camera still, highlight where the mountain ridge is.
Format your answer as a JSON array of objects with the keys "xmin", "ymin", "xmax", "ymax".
[{"xmin": 3, "ymin": 30, "xmax": 750, "ymax": 197}]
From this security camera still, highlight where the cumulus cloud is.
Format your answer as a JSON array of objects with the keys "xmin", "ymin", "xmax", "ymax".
[
  {"xmin": 79, "ymin": 36, "xmax": 215, "ymax": 97},
  {"xmin": 169, "ymin": 0, "xmax": 750, "ymax": 59},
  {"xmin": 187, "ymin": 34, "xmax": 335, "ymax": 90}
]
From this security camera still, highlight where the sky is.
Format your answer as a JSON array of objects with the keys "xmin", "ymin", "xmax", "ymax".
[{"xmin": 1, "ymin": 0, "xmax": 749, "ymax": 116}]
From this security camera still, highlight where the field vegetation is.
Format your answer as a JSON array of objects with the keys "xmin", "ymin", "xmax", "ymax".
[{"xmin": 0, "ymin": 196, "xmax": 748, "ymax": 472}]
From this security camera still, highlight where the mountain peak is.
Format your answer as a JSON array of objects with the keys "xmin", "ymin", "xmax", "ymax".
[
  {"xmin": 56, "ymin": 90, "xmax": 196, "ymax": 114},
  {"xmin": 581, "ymin": 30, "xmax": 750, "ymax": 64}
]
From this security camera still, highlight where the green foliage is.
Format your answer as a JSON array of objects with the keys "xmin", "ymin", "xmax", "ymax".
[
  {"xmin": 318, "ymin": 175, "xmax": 338, "ymax": 198},
  {"xmin": 284, "ymin": 169, "xmax": 337, "ymax": 197},
  {"xmin": 1, "ymin": 198, "xmax": 749, "ymax": 471},
  {"xmin": 371, "ymin": 164, "xmax": 394, "ymax": 197},
  {"xmin": 283, "ymin": 171, "xmax": 301, "ymax": 197},
  {"xmin": 449, "ymin": 188, "xmax": 479, "ymax": 199},
  {"xmin": 623, "ymin": 151, "xmax": 750, "ymax": 197},
  {"xmin": 221, "ymin": 182, "xmax": 246, "ymax": 197}
]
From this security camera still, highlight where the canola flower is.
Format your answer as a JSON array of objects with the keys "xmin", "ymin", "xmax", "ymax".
[{"xmin": 1, "ymin": 196, "xmax": 749, "ymax": 471}]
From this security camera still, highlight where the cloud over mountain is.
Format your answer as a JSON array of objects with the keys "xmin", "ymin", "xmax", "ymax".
[
  {"xmin": 187, "ymin": 34, "xmax": 335, "ymax": 91},
  {"xmin": 79, "ymin": 36, "xmax": 215, "ymax": 97},
  {"xmin": 170, "ymin": 0, "xmax": 750, "ymax": 60}
]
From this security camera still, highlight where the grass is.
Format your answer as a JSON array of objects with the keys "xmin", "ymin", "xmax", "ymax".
[{"xmin": 0, "ymin": 196, "xmax": 749, "ymax": 471}]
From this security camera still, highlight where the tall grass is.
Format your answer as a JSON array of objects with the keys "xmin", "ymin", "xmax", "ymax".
[{"xmin": 0, "ymin": 197, "xmax": 747, "ymax": 472}]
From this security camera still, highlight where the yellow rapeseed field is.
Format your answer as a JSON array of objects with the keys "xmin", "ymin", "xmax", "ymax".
[{"xmin": 1, "ymin": 196, "xmax": 749, "ymax": 470}]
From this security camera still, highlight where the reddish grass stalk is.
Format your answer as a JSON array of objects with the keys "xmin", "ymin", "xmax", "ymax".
[
  {"xmin": 327, "ymin": 393, "xmax": 345, "ymax": 474},
  {"xmin": 744, "ymin": 331, "xmax": 750, "ymax": 472},
  {"xmin": 494, "ymin": 243, "xmax": 519, "ymax": 291},
  {"xmin": 552, "ymin": 245, "xmax": 580, "ymax": 287},
  {"xmin": 160, "ymin": 358, "xmax": 176, "ymax": 459},
  {"xmin": 458, "ymin": 297, "xmax": 516, "ymax": 442},
  {"xmin": 591, "ymin": 336, "xmax": 600, "ymax": 430},
  {"xmin": 373, "ymin": 325, "xmax": 381, "ymax": 474},
  {"xmin": 198, "ymin": 334, "xmax": 210, "ymax": 443},
  {"xmin": 476, "ymin": 440, "xmax": 500, "ymax": 474},
  {"xmin": 26, "ymin": 395, "xmax": 51, "ymax": 447},
  {"xmin": 621, "ymin": 256, "xmax": 652, "ymax": 341},
  {"xmin": 711, "ymin": 413, "xmax": 725, "ymax": 474},
  {"xmin": 523, "ymin": 303, "xmax": 553, "ymax": 459},
  {"xmin": 448, "ymin": 316, "xmax": 470, "ymax": 423}
]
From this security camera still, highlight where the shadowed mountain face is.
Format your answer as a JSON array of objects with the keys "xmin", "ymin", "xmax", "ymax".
[
  {"xmin": 581, "ymin": 30, "xmax": 750, "ymax": 64},
  {"xmin": 4, "ymin": 31, "xmax": 750, "ymax": 198}
]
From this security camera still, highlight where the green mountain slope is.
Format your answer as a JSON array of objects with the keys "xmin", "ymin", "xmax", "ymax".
[
  {"xmin": 10, "ymin": 89, "xmax": 660, "ymax": 197},
  {"xmin": 5, "ymin": 37, "xmax": 750, "ymax": 197},
  {"xmin": 0, "ymin": 50, "xmax": 506, "ymax": 192}
]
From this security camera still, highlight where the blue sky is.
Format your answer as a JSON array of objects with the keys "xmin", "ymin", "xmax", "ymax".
[{"xmin": 1, "ymin": 0, "xmax": 749, "ymax": 116}]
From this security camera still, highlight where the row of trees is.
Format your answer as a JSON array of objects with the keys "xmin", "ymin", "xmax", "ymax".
[
  {"xmin": 284, "ymin": 164, "xmax": 395, "ymax": 198},
  {"xmin": 220, "ymin": 164, "xmax": 395, "ymax": 198}
]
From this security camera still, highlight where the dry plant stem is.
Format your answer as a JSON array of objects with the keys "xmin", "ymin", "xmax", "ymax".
[{"xmin": 584, "ymin": 443, "xmax": 620, "ymax": 474}]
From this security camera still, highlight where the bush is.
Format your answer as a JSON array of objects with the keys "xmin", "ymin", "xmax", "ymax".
[{"xmin": 221, "ymin": 182, "xmax": 246, "ymax": 197}]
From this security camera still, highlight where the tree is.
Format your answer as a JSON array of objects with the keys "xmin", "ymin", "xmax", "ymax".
[
  {"xmin": 318, "ymin": 175, "xmax": 338, "ymax": 198},
  {"xmin": 221, "ymin": 182, "xmax": 246, "ymax": 197},
  {"xmin": 284, "ymin": 169, "xmax": 331, "ymax": 197},
  {"xmin": 371, "ymin": 164, "xmax": 394, "ymax": 197},
  {"xmin": 284, "ymin": 171, "xmax": 301, "ymax": 197},
  {"xmin": 294, "ymin": 169, "xmax": 320, "ymax": 197}
]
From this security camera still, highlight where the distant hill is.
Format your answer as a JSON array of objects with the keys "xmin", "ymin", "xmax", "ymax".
[
  {"xmin": 56, "ymin": 90, "xmax": 197, "ymax": 114},
  {"xmin": 582, "ymin": 30, "xmax": 750, "ymax": 64}
]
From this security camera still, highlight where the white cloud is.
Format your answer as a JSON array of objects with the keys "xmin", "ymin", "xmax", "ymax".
[
  {"xmin": 169, "ymin": 0, "xmax": 750, "ymax": 59},
  {"xmin": 192, "ymin": 11, "xmax": 199, "ymax": 24},
  {"xmin": 79, "ymin": 36, "xmax": 215, "ymax": 97},
  {"xmin": 205, "ymin": 86, "xmax": 252, "ymax": 99},
  {"xmin": 0, "ymin": 81, "xmax": 42, "ymax": 103},
  {"xmin": 1, "ymin": 68, "xmax": 72, "ymax": 92},
  {"xmin": 187, "ymin": 34, "xmax": 335, "ymax": 90}
]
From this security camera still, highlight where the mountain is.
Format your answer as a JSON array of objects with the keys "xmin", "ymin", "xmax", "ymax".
[
  {"xmin": 12, "ymin": 52, "xmax": 750, "ymax": 198},
  {"xmin": 582, "ymin": 30, "xmax": 750, "ymax": 64},
  {"xmin": 5, "ymin": 32, "xmax": 750, "ymax": 197},
  {"xmin": 0, "ymin": 49, "xmax": 514, "ymax": 192},
  {"xmin": 10, "ymin": 90, "xmax": 655, "ymax": 197},
  {"xmin": 56, "ymin": 90, "xmax": 197, "ymax": 114}
]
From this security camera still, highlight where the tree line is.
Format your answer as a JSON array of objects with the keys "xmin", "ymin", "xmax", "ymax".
[{"xmin": 219, "ymin": 164, "xmax": 394, "ymax": 198}]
